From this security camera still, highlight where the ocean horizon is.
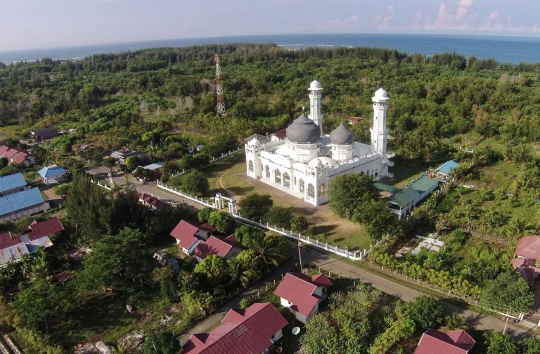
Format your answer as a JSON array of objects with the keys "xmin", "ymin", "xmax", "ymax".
[{"xmin": 2, "ymin": 33, "xmax": 540, "ymax": 64}]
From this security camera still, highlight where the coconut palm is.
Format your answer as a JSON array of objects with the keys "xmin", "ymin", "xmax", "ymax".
[
  {"xmin": 505, "ymin": 218, "xmax": 537, "ymax": 239},
  {"xmin": 250, "ymin": 235, "xmax": 286, "ymax": 271},
  {"xmin": 227, "ymin": 259, "xmax": 255, "ymax": 289}
]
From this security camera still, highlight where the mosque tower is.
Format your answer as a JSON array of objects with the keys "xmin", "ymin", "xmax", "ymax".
[
  {"xmin": 308, "ymin": 80, "xmax": 323, "ymax": 134},
  {"xmin": 371, "ymin": 88, "xmax": 389, "ymax": 155}
]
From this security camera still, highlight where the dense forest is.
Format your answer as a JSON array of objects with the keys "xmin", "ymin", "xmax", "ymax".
[{"xmin": 0, "ymin": 44, "xmax": 539, "ymax": 161}]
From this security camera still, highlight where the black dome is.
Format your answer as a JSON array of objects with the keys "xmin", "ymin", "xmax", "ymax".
[
  {"xmin": 330, "ymin": 123, "xmax": 355, "ymax": 145},
  {"xmin": 286, "ymin": 113, "xmax": 321, "ymax": 143}
]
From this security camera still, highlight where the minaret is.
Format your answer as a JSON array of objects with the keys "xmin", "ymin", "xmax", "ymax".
[
  {"xmin": 371, "ymin": 88, "xmax": 389, "ymax": 155},
  {"xmin": 308, "ymin": 80, "xmax": 323, "ymax": 135}
]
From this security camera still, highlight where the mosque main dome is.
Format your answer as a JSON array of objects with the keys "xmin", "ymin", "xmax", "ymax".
[
  {"xmin": 330, "ymin": 123, "xmax": 355, "ymax": 145},
  {"xmin": 286, "ymin": 113, "xmax": 321, "ymax": 144}
]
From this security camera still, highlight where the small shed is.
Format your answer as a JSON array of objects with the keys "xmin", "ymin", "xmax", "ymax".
[{"xmin": 433, "ymin": 160, "xmax": 459, "ymax": 181}]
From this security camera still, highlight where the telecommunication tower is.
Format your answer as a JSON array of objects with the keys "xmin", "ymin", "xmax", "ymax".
[{"xmin": 215, "ymin": 54, "xmax": 226, "ymax": 115}]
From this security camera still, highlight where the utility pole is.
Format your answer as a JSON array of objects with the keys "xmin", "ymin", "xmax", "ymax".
[
  {"xmin": 298, "ymin": 234, "xmax": 303, "ymax": 272},
  {"xmin": 215, "ymin": 53, "xmax": 226, "ymax": 115}
]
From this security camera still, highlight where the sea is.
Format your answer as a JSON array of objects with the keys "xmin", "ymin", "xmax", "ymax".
[{"xmin": 1, "ymin": 33, "xmax": 540, "ymax": 64}]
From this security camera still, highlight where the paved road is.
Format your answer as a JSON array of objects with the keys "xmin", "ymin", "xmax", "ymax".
[{"xmin": 87, "ymin": 167, "xmax": 537, "ymax": 339}]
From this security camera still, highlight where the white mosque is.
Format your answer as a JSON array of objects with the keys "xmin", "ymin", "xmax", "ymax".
[{"xmin": 244, "ymin": 80, "xmax": 395, "ymax": 206}]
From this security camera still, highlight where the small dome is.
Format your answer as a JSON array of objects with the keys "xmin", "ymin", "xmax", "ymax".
[
  {"xmin": 308, "ymin": 80, "xmax": 323, "ymax": 90},
  {"xmin": 375, "ymin": 88, "xmax": 388, "ymax": 99},
  {"xmin": 330, "ymin": 124, "xmax": 355, "ymax": 145},
  {"xmin": 309, "ymin": 158, "xmax": 323, "ymax": 168},
  {"xmin": 286, "ymin": 113, "xmax": 321, "ymax": 144}
]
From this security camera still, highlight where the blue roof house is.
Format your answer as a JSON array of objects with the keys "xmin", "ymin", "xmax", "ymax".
[
  {"xmin": 38, "ymin": 165, "xmax": 67, "ymax": 185},
  {"xmin": 0, "ymin": 187, "xmax": 50, "ymax": 222},
  {"xmin": 434, "ymin": 160, "xmax": 459, "ymax": 181},
  {"xmin": 0, "ymin": 173, "xmax": 27, "ymax": 197}
]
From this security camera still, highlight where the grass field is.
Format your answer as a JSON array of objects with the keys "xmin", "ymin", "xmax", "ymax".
[{"xmin": 202, "ymin": 153, "xmax": 372, "ymax": 250}]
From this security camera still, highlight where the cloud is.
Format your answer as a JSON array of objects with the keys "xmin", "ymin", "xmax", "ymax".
[
  {"xmin": 314, "ymin": 14, "xmax": 359, "ymax": 31},
  {"xmin": 411, "ymin": 0, "xmax": 474, "ymax": 31},
  {"xmin": 456, "ymin": 0, "xmax": 473, "ymax": 20},
  {"xmin": 375, "ymin": 6, "xmax": 394, "ymax": 30}
]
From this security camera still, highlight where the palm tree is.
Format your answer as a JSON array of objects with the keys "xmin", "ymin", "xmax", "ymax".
[
  {"xmin": 250, "ymin": 236, "xmax": 285, "ymax": 271},
  {"xmin": 444, "ymin": 313, "xmax": 470, "ymax": 331},
  {"xmin": 227, "ymin": 259, "xmax": 255, "ymax": 289},
  {"xmin": 505, "ymin": 218, "xmax": 537, "ymax": 239}
]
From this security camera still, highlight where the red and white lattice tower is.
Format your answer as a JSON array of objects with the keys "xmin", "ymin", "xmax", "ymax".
[{"xmin": 215, "ymin": 53, "xmax": 226, "ymax": 115}]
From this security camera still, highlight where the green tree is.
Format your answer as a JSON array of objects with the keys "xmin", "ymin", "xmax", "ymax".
[
  {"xmin": 266, "ymin": 206, "xmax": 293, "ymax": 229},
  {"xmin": 197, "ymin": 207, "xmax": 213, "ymax": 223},
  {"xmin": 125, "ymin": 155, "xmax": 141, "ymax": 172},
  {"xmin": 328, "ymin": 174, "xmax": 380, "ymax": 219},
  {"xmin": 208, "ymin": 211, "xmax": 235, "ymax": 234},
  {"xmin": 238, "ymin": 193, "xmax": 273, "ymax": 220},
  {"xmin": 250, "ymin": 234, "xmax": 289, "ymax": 271},
  {"xmin": 76, "ymin": 228, "xmax": 151, "ymax": 292},
  {"xmin": 53, "ymin": 183, "xmax": 71, "ymax": 198},
  {"xmin": 142, "ymin": 331, "xmax": 179, "ymax": 354},
  {"xmin": 181, "ymin": 170, "xmax": 209, "ymax": 196},
  {"xmin": 484, "ymin": 331, "xmax": 519, "ymax": 354},
  {"xmin": 404, "ymin": 296, "xmax": 443, "ymax": 330},
  {"xmin": 152, "ymin": 265, "xmax": 177, "ymax": 302},
  {"xmin": 0, "ymin": 158, "xmax": 7, "ymax": 168},
  {"xmin": 194, "ymin": 255, "xmax": 230, "ymax": 287},
  {"xmin": 301, "ymin": 312, "xmax": 341, "ymax": 354},
  {"xmin": 234, "ymin": 224, "xmax": 265, "ymax": 248},
  {"xmin": 291, "ymin": 215, "xmax": 309, "ymax": 234},
  {"xmin": 481, "ymin": 270, "xmax": 534, "ymax": 313}
]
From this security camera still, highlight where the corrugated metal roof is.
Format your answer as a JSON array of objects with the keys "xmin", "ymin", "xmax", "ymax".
[
  {"xmin": 38, "ymin": 165, "xmax": 67, "ymax": 178},
  {"xmin": 435, "ymin": 160, "xmax": 459, "ymax": 175},
  {"xmin": 0, "ymin": 188, "xmax": 45, "ymax": 216},
  {"xmin": 388, "ymin": 186, "xmax": 420, "ymax": 208},
  {"xmin": 0, "ymin": 173, "xmax": 26, "ymax": 194},
  {"xmin": 411, "ymin": 176, "xmax": 438, "ymax": 194},
  {"xmin": 12, "ymin": 152, "xmax": 28, "ymax": 164},
  {"xmin": 374, "ymin": 182, "xmax": 402, "ymax": 194},
  {"xmin": 143, "ymin": 162, "xmax": 163, "ymax": 170},
  {"xmin": 274, "ymin": 272, "xmax": 332, "ymax": 317},
  {"xmin": 28, "ymin": 217, "xmax": 64, "ymax": 240}
]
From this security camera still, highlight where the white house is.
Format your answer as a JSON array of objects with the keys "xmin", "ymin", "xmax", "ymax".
[
  {"xmin": 274, "ymin": 272, "xmax": 333, "ymax": 323},
  {"xmin": 245, "ymin": 81, "xmax": 394, "ymax": 206}
]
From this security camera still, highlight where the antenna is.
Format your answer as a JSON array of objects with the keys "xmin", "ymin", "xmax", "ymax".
[{"xmin": 215, "ymin": 53, "xmax": 226, "ymax": 115}]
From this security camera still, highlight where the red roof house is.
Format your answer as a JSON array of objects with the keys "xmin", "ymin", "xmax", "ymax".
[
  {"xmin": 511, "ymin": 236, "xmax": 540, "ymax": 285},
  {"xmin": 0, "ymin": 217, "xmax": 63, "ymax": 266},
  {"xmin": 192, "ymin": 236, "xmax": 243, "ymax": 262},
  {"xmin": 271, "ymin": 129, "xmax": 287, "ymax": 141},
  {"xmin": 0, "ymin": 146, "xmax": 9, "ymax": 155},
  {"xmin": 274, "ymin": 272, "xmax": 332, "ymax": 323},
  {"xmin": 183, "ymin": 302, "xmax": 288, "ymax": 354},
  {"xmin": 414, "ymin": 329, "xmax": 476, "ymax": 354},
  {"xmin": 348, "ymin": 116, "xmax": 362, "ymax": 124},
  {"xmin": 170, "ymin": 220, "xmax": 212, "ymax": 255},
  {"xmin": 2, "ymin": 149, "xmax": 18, "ymax": 160}
]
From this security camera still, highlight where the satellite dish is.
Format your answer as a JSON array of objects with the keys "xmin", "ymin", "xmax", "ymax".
[{"xmin": 292, "ymin": 327, "xmax": 301, "ymax": 335}]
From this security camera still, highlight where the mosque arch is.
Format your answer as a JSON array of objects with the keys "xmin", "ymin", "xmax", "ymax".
[
  {"xmin": 275, "ymin": 169, "xmax": 282, "ymax": 184},
  {"xmin": 248, "ymin": 160, "xmax": 254, "ymax": 172},
  {"xmin": 308, "ymin": 183, "xmax": 315, "ymax": 198},
  {"xmin": 265, "ymin": 165, "xmax": 270, "ymax": 178},
  {"xmin": 283, "ymin": 172, "xmax": 290, "ymax": 188},
  {"xmin": 299, "ymin": 179, "xmax": 305, "ymax": 192}
]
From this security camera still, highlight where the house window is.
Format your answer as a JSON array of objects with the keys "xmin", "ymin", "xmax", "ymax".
[
  {"xmin": 283, "ymin": 172, "xmax": 290, "ymax": 188},
  {"xmin": 375, "ymin": 172, "xmax": 378, "ymax": 178},
  {"xmin": 308, "ymin": 184, "xmax": 315, "ymax": 198},
  {"xmin": 275, "ymin": 169, "xmax": 281, "ymax": 184},
  {"xmin": 299, "ymin": 179, "xmax": 304, "ymax": 192},
  {"xmin": 294, "ymin": 177, "xmax": 297, "ymax": 185},
  {"xmin": 319, "ymin": 184, "xmax": 326, "ymax": 198},
  {"xmin": 265, "ymin": 166, "xmax": 270, "ymax": 178},
  {"xmin": 248, "ymin": 160, "xmax": 254, "ymax": 172}
]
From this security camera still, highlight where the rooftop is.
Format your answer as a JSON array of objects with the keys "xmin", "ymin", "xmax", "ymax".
[
  {"xmin": 170, "ymin": 220, "xmax": 201, "ymax": 250},
  {"xmin": 38, "ymin": 165, "xmax": 67, "ymax": 178},
  {"xmin": 435, "ymin": 160, "xmax": 459, "ymax": 175},
  {"xmin": 183, "ymin": 302, "xmax": 288, "ymax": 354},
  {"xmin": 414, "ymin": 329, "xmax": 475, "ymax": 354},
  {"xmin": 0, "ymin": 188, "xmax": 45, "ymax": 217},
  {"xmin": 274, "ymin": 272, "xmax": 332, "ymax": 316},
  {"xmin": 28, "ymin": 217, "xmax": 64, "ymax": 240},
  {"xmin": 193, "ymin": 236, "xmax": 239, "ymax": 260},
  {"xmin": 0, "ymin": 173, "xmax": 26, "ymax": 194},
  {"xmin": 514, "ymin": 236, "xmax": 540, "ymax": 260},
  {"xmin": 142, "ymin": 162, "xmax": 163, "ymax": 171}
]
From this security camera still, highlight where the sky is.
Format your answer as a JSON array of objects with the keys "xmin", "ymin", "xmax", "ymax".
[{"xmin": 1, "ymin": 0, "xmax": 540, "ymax": 51}]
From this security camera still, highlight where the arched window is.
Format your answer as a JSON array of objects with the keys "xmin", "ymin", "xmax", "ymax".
[
  {"xmin": 275, "ymin": 169, "xmax": 281, "ymax": 184},
  {"xmin": 308, "ymin": 184, "xmax": 315, "ymax": 198},
  {"xmin": 299, "ymin": 179, "xmax": 305, "ymax": 192},
  {"xmin": 283, "ymin": 172, "xmax": 290, "ymax": 188},
  {"xmin": 294, "ymin": 177, "xmax": 297, "ymax": 185},
  {"xmin": 265, "ymin": 166, "xmax": 270, "ymax": 178},
  {"xmin": 248, "ymin": 160, "xmax": 254, "ymax": 172},
  {"xmin": 319, "ymin": 184, "xmax": 326, "ymax": 198}
]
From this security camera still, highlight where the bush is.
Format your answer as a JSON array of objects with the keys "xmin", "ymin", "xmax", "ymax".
[
  {"xmin": 180, "ymin": 170, "xmax": 209, "ymax": 196},
  {"xmin": 267, "ymin": 206, "xmax": 292, "ymax": 229},
  {"xmin": 238, "ymin": 193, "xmax": 273, "ymax": 220},
  {"xmin": 405, "ymin": 296, "xmax": 443, "ymax": 330},
  {"xmin": 239, "ymin": 298, "xmax": 253, "ymax": 309},
  {"xmin": 208, "ymin": 211, "xmax": 235, "ymax": 234},
  {"xmin": 198, "ymin": 207, "xmax": 213, "ymax": 223}
]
